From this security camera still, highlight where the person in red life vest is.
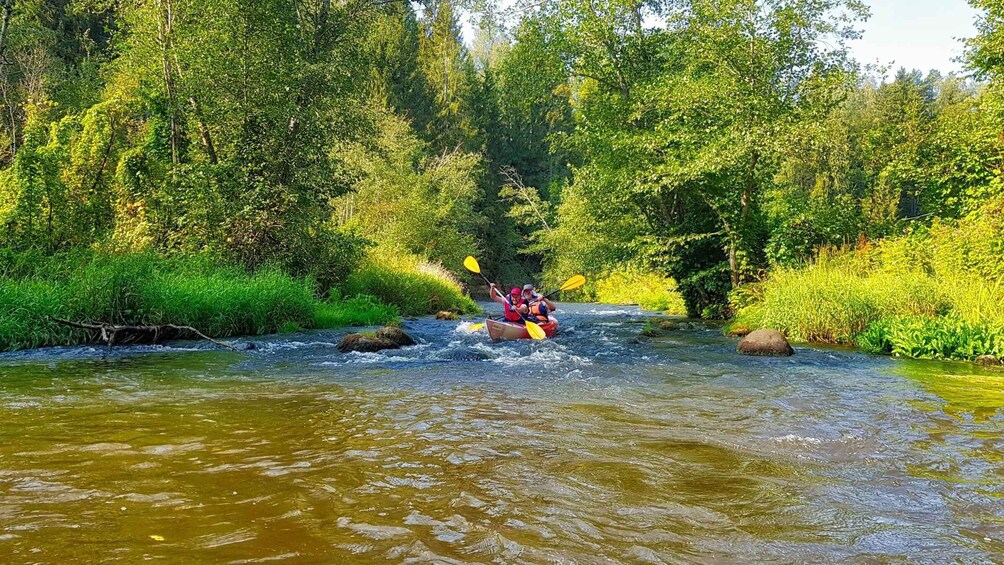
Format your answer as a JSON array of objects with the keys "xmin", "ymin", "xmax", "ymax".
[
  {"xmin": 521, "ymin": 284, "xmax": 554, "ymax": 323},
  {"xmin": 489, "ymin": 284, "xmax": 528, "ymax": 323}
]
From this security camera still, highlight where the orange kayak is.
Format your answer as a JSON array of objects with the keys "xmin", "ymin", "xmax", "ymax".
[{"xmin": 485, "ymin": 317, "xmax": 559, "ymax": 341}]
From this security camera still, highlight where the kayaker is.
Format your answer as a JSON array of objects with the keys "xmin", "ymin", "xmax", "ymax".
[
  {"xmin": 521, "ymin": 284, "xmax": 552, "ymax": 323},
  {"xmin": 522, "ymin": 284, "xmax": 556, "ymax": 310},
  {"xmin": 489, "ymin": 284, "xmax": 527, "ymax": 324}
]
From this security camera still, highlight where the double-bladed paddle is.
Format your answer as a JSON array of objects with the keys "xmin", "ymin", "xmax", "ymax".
[{"xmin": 528, "ymin": 275, "xmax": 586, "ymax": 304}]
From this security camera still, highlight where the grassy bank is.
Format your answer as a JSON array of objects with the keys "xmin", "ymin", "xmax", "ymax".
[
  {"xmin": 343, "ymin": 249, "xmax": 478, "ymax": 316},
  {"xmin": 730, "ymin": 200, "xmax": 1004, "ymax": 361},
  {"xmin": 0, "ymin": 251, "xmax": 400, "ymax": 352}
]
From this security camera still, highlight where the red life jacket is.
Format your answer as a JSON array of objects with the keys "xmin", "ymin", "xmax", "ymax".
[{"xmin": 503, "ymin": 297, "xmax": 523, "ymax": 322}]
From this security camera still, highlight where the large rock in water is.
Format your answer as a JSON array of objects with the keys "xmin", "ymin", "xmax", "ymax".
[
  {"xmin": 738, "ymin": 329, "xmax": 794, "ymax": 357},
  {"xmin": 338, "ymin": 326, "xmax": 415, "ymax": 353},
  {"xmin": 375, "ymin": 326, "xmax": 416, "ymax": 347}
]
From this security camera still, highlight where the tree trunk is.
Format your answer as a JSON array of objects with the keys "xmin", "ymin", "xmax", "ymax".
[{"xmin": 158, "ymin": 0, "xmax": 180, "ymax": 164}]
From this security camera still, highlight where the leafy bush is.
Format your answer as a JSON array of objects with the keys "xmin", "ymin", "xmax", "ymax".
[
  {"xmin": 730, "ymin": 255, "xmax": 943, "ymax": 343},
  {"xmin": 593, "ymin": 270, "xmax": 687, "ymax": 315},
  {"xmin": 342, "ymin": 255, "xmax": 478, "ymax": 316},
  {"xmin": 857, "ymin": 316, "xmax": 1004, "ymax": 361}
]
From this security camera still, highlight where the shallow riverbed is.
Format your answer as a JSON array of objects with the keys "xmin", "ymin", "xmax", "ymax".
[{"xmin": 1, "ymin": 303, "xmax": 1002, "ymax": 563}]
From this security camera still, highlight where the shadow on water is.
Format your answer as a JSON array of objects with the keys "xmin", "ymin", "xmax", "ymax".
[{"xmin": 1, "ymin": 302, "xmax": 1002, "ymax": 562}]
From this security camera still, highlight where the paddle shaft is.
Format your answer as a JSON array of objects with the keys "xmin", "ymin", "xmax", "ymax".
[{"xmin": 529, "ymin": 289, "xmax": 561, "ymax": 305}]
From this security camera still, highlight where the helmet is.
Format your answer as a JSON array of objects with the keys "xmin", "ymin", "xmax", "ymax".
[{"xmin": 522, "ymin": 284, "xmax": 535, "ymax": 291}]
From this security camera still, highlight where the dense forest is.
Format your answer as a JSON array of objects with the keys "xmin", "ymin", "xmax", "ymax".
[{"xmin": 0, "ymin": 0, "xmax": 1002, "ymax": 358}]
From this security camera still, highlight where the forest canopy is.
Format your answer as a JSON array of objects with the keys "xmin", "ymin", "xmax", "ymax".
[{"xmin": 0, "ymin": 0, "xmax": 1001, "ymax": 321}]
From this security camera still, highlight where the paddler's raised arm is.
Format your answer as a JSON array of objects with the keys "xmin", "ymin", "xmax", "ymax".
[{"xmin": 488, "ymin": 283, "xmax": 508, "ymax": 305}]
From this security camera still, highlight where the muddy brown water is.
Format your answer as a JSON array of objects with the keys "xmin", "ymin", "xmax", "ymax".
[{"xmin": 1, "ymin": 304, "xmax": 1002, "ymax": 563}]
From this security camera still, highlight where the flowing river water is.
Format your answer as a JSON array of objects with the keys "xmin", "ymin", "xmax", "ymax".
[{"xmin": 1, "ymin": 303, "xmax": 1003, "ymax": 563}]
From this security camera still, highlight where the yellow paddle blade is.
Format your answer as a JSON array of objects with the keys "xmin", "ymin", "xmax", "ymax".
[
  {"xmin": 463, "ymin": 256, "xmax": 481, "ymax": 274},
  {"xmin": 559, "ymin": 275, "xmax": 586, "ymax": 292},
  {"xmin": 525, "ymin": 320, "xmax": 546, "ymax": 340},
  {"xmin": 469, "ymin": 323, "xmax": 484, "ymax": 331}
]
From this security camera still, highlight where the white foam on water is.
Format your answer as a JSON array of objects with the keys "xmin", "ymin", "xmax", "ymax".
[
  {"xmin": 453, "ymin": 321, "xmax": 486, "ymax": 335},
  {"xmin": 491, "ymin": 346, "xmax": 592, "ymax": 369},
  {"xmin": 773, "ymin": 434, "xmax": 822, "ymax": 445},
  {"xmin": 584, "ymin": 308, "xmax": 636, "ymax": 316},
  {"xmin": 259, "ymin": 340, "xmax": 340, "ymax": 352}
]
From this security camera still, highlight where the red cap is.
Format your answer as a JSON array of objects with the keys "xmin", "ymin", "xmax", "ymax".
[{"xmin": 510, "ymin": 288, "xmax": 521, "ymax": 296}]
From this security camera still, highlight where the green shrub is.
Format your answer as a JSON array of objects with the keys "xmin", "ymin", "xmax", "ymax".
[
  {"xmin": 593, "ymin": 270, "xmax": 688, "ymax": 315},
  {"xmin": 731, "ymin": 256, "xmax": 943, "ymax": 343},
  {"xmin": 342, "ymin": 251, "xmax": 477, "ymax": 316},
  {"xmin": 138, "ymin": 267, "xmax": 319, "ymax": 336},
  {"xmin": 857, "ymin": 316, "xmax": 1004, "ymax": 361}
]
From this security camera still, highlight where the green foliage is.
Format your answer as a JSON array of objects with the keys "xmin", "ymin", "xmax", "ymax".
[
  {"xmin": 2, "ymin": 0, "xmax": 1004, "ymax": 346},
  {"xmin": 733, "ymin": 197, "xmax": 1004, "ymax": 358},
  {"xmin": 315, "ymin": 294, "xmax": 400, "ymax": 328},
  {"xmin": 730, "ymin": 255, "xmax": 943, "ymax": 343},
  {"xmin": 858, "ymin": 317, "xmax": 1004, "ymax": 361},
  {"xmin": 593, "ymin": 270, "xmax": 687, "ymax": 315},
  {"xmin": 0, "ymin": 251, "xmax": 400, "ymax": 352},
  {"xmin": 342, "ymin": 250, "xmax": 478, "ymax": 316},
  {"xmin": 334, "ymin": 109, "xmax": 483, "ymax": 271}
]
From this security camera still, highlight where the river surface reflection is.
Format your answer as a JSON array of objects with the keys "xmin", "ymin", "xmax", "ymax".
[{"xmin": 1, "ymin": 304, "xmax": 1002, "ymax": 562}]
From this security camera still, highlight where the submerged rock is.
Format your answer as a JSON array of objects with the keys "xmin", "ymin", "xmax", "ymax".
[
  {"xmin": 640, "ymin": 317, "xmax": 718, "ymax": 337},
  {"xmin": 437, "ymin": 347, "xmax": 494, "ymax": 361},
  {"xmin": 338, "ymin": 326, "xmax": 415, "ymax": 353},
  {"xmin": 435, "ymin": 311, "xmax": 460, "ymax": 321},
  {"xmin": 974, "ymin": 355, "xmax": 1001, "ymax": 367},
  {"xmin": 738, "ymin": 329, "xmax": 794, "ymax": 357}
]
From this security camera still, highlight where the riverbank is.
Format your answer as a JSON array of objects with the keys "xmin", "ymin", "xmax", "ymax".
[
  {"xmin": 0, "ymin": 250, "xmax": 476, "ymax": 352},
  {"xmin": 728, "ymin": 202, "xmax": 1004, "ymax": 363}
]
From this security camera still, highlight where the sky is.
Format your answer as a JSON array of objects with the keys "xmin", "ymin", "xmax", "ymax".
[
  {"xmin": 458, "ymin": 0, "xmax": 982, "ymax": 79},
  {"xmin": 849, "ymin": 0, "xmax": 980, "ymax": 78}
]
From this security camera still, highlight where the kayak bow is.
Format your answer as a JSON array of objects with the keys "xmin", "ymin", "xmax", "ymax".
[{"xmin": 485, "ymin": 317, "xmax": 559, "ymax": 341}]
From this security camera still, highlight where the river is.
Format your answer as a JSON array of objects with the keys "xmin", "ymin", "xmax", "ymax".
[{"xmin": 1, "ymin": 303, "xmax": 1002, "ymax": 563}]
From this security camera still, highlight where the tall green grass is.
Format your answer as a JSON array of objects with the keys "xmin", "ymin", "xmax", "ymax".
[
  {"xmin": 593, "ymin": 270, "xmax": 688, "ymax": 315},
  {"xmin": 315, "ymin": 294, "xmax": 399, "ymax": 328},
  {"xmin": 342, "ymin": 248, "xmax": 478, "ymax": 316},
  {"xmin": 731, "ymin": 200, "xmax": 1004, "ymax": 361},
  {"xmin": 729, "ymin": 257, "xmax": 944, "ymax": 343},
  {"xmin": 0, "ymin": 251, "xmax": 399, "ymax": 352}
]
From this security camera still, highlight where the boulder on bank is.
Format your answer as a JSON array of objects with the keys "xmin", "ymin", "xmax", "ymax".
[
  {"xmin": 974, "ymin": 355, "xmax": 1001, "ymax": 367},
  {"xmin": 435, "ymin": 311, "xmax": 460, "ymax": 321},
  {"xmin": 338, "ymin": 326, "xmax": 415, "ymax": 353},
  {"xmin": 738, "ymin": 329, "xmax": 794, "ymax": 357}
]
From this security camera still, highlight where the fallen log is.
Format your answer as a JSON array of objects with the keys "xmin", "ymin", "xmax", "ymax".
[{"xmin": 49, "ymin": 317, "xmax": 238, "ymax": 351}]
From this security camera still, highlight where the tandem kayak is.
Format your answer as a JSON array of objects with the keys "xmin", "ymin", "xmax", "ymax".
[{"xmin": 485, "ymin": 317, "xmax": 559, "ymax": 341}]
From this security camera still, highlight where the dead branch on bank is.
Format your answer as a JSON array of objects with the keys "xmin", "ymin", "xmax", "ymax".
[{"xmin": 49, "ymin": 317, "xmax": 238, "ymax": 351}]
